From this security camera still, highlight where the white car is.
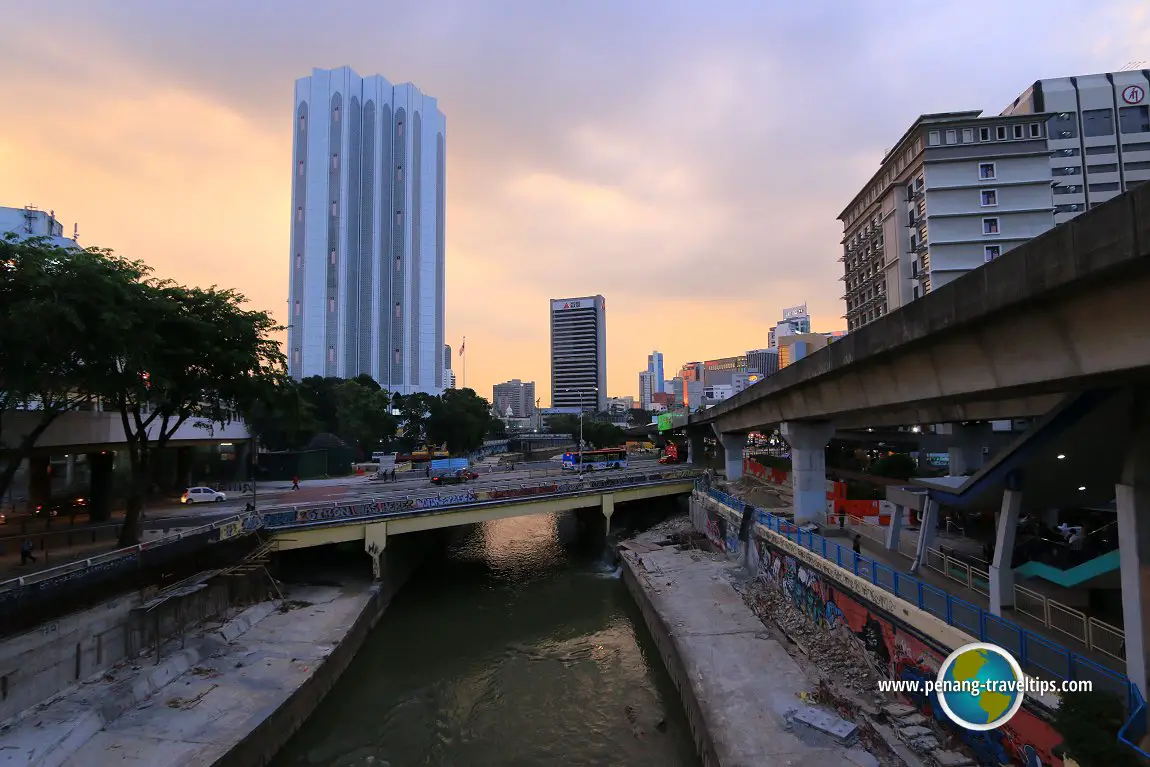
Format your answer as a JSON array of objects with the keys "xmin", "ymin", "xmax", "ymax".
[{"xmin": 180, "ymin": 487, "xmax": 227, "ymax": 504}]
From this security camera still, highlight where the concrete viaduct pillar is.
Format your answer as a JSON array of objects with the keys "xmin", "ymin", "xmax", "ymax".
[
  {"xmin": 602, "ymin": 492, "xmax": 615, "ymax": 535},
  {"xmin": 910, "ymin": 498, "xmax": 939, "ymax": 574},
  {"xmin": 989, "ymin": 475, "xmax": 1023, "ymax": 616},
  {"xmin": 780, "ymin": 421, "xmax": 834, "ymax": 526},
  {"xmin": 1118, "ymin": 397, "xmax": 1150, "ymax": 703},
  {"xmin": 687, "ymin": 430, "xmax": 706, "ymax": 467},
  {"xmin": 710, "ymin": 424, "xmax": 746, "ymax": 481}
]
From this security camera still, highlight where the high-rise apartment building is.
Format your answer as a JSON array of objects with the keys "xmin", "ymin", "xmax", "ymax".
[
  {"xmin": 638, "ymin": 370, "xmax": 654, "ymax": 409},
  {"xmin": 493, "ymin": 379, "xmax": 536, "ymax": 419},
  {"xmin": 839, "ymin": 69, "xmax": 1150, "ymax": 333},
  {"xmin": 550, "ymin": 295, "xmax": 607, "ymax": 411},
  {"xmin": 287, "ymin": 66, "xmax": 447, "ymax": 393},
  {"xmin": 839, "ymin": 111, "xmax": 1055, "ymax": 331},
  {"xmin": 1001, "ymin": 70, "xmax": 1150, "ymax": 224},
  {"xmin": 646, "ymin": 351, "xmax": 665, "ymax": 393}
]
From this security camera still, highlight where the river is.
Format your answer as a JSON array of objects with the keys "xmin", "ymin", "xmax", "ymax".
[{"xmin": 271, "ymin": 509, "xmax": 699, "ymax": 767}]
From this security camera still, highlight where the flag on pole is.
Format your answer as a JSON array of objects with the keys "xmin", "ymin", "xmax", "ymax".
[{"xmin": 459, "ymin": 337, "xmax": 465, "ymax": 356}]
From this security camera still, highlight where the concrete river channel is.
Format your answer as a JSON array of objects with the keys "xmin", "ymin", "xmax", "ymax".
[{"xmin": 271, "ymin": 505, "xmax": 700, "ymax": 767}]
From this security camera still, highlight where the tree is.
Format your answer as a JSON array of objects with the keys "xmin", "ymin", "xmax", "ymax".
[
  {"xmin": 582, "ymin": 420, "xmax": 626, "ymax": 449},
  {"xmin": 629, "ymin": 408, "xmax": 654, "ymax": 427},
  {"xmin": 1051, "ymin": 691, "xmax": 1140, "ymax": 767},
  {"xmin": 545, "ymin": 413, "xmax": 580, "ymax": 437},
  {"xmin": 243, "ymin": 376, "xmax": 318, "ymax": 451},
  {"xmin": 486, "ymin": 418, "xmax": 507, "ymax": 439},
  {"xmin": 98, "ymin": 281, "xmax": 283, "ymax": 544},
  {"xmin": 299, "ymin": 376, "xmax": 342, "ymax": 435},
  {"xmin": 334, "ymin": 379, "xmax": 396, "ymax": 458},
  {"xmin": 0, "ymin": 237, "xmax": 147, "ymax": 502},
  {"xmin": 869, "ymin": 453, "xmax": 918, "ymax": 480},
  {"xmin": 426, "ymin": 388, "xmax": 493, "ymax": 455},
  {"xmin": 392, "ymin": 392, "xmax": 436, "ymax": 452}
]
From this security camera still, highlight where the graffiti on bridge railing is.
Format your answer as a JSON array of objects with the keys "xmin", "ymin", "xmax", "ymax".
[{"xmin": 251, "ymin": 469, "xmax": 700, "ymax": 530}]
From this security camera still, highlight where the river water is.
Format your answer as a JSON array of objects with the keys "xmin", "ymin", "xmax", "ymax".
[{"xmin": 272, "ymin": 510, "xmax": 700, "ymax": 767}]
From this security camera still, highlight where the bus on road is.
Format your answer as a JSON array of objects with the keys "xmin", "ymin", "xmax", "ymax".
[{"xmin": 561, "ymin": 447, "xmax": 628, "ymax": 471}]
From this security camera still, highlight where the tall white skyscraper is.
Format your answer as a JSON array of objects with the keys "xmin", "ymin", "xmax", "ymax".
[
  {"xmin": 287, "ymin": 66, "xmax": 447, "ymax": 394},
  {"xmin": 550, "ymin": 295, "xmax": 607, "ymax": 412}
]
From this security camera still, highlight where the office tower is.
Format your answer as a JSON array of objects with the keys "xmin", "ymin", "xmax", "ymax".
[
  {"xmin": 638, "ymin": 371, "xmax": 654, "ymax": 409},
  {"xmin": 287, "ymin": 66, "xmax": 447, "ymax": 393},
  {"xmin": 493, "ymin": 379, "xmax": 536, "ymax": 419},
  {"xmin": 647, "ymin": 351, "xmax": 665, "ymax": 393},
  {"xmin": 443, "ymin": 344, "xmax": 455, "ymax": 389},
  {"xmin": 550, "ymin": 295, "xmax": 607, "ymax": 411},
  {"xmin": 746, "ymin": 348, "xmax": 780, "ymax": 378},
  {"xmin": 1002, "ymin": 70, "xmax": 1150, "ymax": 225},
  {"xmin": 767, "ymin": 305, "xmax": 811, "ymax": 349},
  {"xmin": 678, "ymin": 362, "xmax": 702, "ymax": 407}
]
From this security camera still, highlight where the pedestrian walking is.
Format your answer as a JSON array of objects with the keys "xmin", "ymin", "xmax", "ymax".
[
  {"xmin": 20, "ymin": 539, "xmax": 36, "ymax": 566},
  {"xmin": 292, "ymin": 476, "xmax": 300, "ymax": 491},
  {"xmin": 852, "ymin": 534, "xmax": 862, "ymax": 555}
]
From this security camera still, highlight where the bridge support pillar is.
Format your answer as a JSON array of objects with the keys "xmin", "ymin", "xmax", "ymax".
[
  {"xmin": 365, "ymin": 522, "xmax": 388, "ymax": 581},
  {"xmin": 602, "ymin": 493, "xmax": 615, "ymax": 535},
  {"xmin": 780, "ymin": 421, "xmax": 834, "ymax": 525},
  {"xmin": 1117, "ymin": 398, "xmax": 1150, "ymax": 702},
  {"xmin": 989, "ymin": 484, "xmax": 1022, "ymax": 616},
  {"xmin": 884, "ymin": 504, "xmax": 905, "ymax": 552},
  {"xmin": 687, "ymin": 431, "xmax": 706, "ymax": 466},
  {"xmin": 712, "ymin": 429, "xmax": 746, "ymax": 481},
  {"xmin": 910, "ymin": 497, "xmax": 938, "ymax": 574}
]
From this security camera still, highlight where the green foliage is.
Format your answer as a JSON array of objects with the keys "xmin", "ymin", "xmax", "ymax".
[
  {"xmin": 825, "ymin": 440, "xmax": 864, "ymax": 471},
  {"xmin": 426, "ymin": 388, "xmax": 495, "ymax": 455},
  {"xmin": 544, "ymin": 413, "xmax": 623, "ymax": 449},
  {"xmin": 629, "ymin": 408, "xmax": 653, "ymax": 426},
  {"xmin": 334, "ymin": 379, "xmax": 396, "ymax": 458},
  {"xmin": 0, "ymin": 236, "xmax": 149, "ymax": 501},
  {"xmin": 1051, "ymin": 690, "xmax": 1141, "ymax": 767},
  {"xmin": 98, "ymin": 280, "xmax": 283, "ymax": 542}
]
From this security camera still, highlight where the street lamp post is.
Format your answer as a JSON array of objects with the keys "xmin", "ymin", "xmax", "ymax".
[{"xmin": 563, "ymin": 387, "xmax": 598, "ymax": 475}]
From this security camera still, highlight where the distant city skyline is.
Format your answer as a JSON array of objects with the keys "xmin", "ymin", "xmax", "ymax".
[{"xmin": 2, "ymin": 3, "xmax": 1144, "ymax": 403}]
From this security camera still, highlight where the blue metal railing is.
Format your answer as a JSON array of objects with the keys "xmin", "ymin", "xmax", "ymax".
[
  {"xmin": 700, "ymin": 483, "xmax": 1142, "ymax": 728},
  {"xmin": 1118, "ymin": 686, "xmax": 1150, "ymax": 758}
]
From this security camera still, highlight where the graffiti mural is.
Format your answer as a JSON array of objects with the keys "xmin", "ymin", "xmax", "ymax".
[{"xmin": 754, "ymin": 534, "xmax": 1062, "ymax": 767}]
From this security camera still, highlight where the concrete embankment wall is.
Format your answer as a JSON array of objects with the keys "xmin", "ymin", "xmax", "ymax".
[
  {"xmin": 214, "ymin": 530, "xmax": 433, "ymax": 767},
  {"xmin": 619, "ymin": 557, "xmax": 720, "ymax": 767},
  {"xmin": 690, "ymin": 492, "xmax": 1066, "ymax": 766}
]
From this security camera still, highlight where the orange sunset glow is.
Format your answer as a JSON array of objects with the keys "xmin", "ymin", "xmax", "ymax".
[{"xmin": 2, "ymin": 2, "xmax": 1146, "ymax": 403}]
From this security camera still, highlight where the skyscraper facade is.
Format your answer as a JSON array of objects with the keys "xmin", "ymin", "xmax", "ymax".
[
  {"xmin": 647, "ymin": 351, "xmax": 665, "ymax": 393},
  {"xmin": 493, "ymin": 379, "xmax": 536, "ymax": 419},
  {"xmin": 287, "ymin": 66, "xmax": 447, "ymax": 394},
  {"xmin": 550, "ymin": 295, "xmax": 607, "ymax": 412}
]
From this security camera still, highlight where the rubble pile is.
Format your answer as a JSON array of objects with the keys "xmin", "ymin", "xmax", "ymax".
[
  {"xmin": 735, "ymin": 577, "xmax": 977, "ymax": 767},
  {"xmin": 727, "ymin": 476, "xmax": 791, "ymax": 509},
  {"xmin": 737, "ymin": 578, "xmax": 881, "ymax": 693}
]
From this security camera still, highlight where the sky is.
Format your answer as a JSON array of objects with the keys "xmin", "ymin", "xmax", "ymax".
[{"xmin": 1, "ymin": 1, "xmax": 1147, "ymax": 406}]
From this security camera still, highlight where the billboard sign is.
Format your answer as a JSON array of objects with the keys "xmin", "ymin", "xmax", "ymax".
[
  {"xmin": 657, "ymin": 413, "xmax": 673, "ymax": 431},
  {"xmin": 551, "ymin": 298, "xmax": 596, "ymax": 311},
  {"xmin": 782, "ymin": 304, "xmax": 808, "ymax": 320}
]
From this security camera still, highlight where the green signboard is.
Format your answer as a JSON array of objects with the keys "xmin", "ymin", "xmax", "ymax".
[{"xmin": 657, "ymin": 413, "xmax": 673, "ymax": 432}]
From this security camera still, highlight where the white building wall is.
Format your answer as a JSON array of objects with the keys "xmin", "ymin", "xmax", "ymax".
[{"xmin": 288, "ymin": 67, "xmax": 445, "ymax": 394}]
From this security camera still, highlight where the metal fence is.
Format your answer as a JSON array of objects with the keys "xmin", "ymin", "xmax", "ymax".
[
  {"xmin": 701, "ymin": 485, "xmax": 1137, "ymax": 710},
  {"xmin": 924, "ymin": 547, "xmax": 990, "ymax": 596},
  {"xmin": 0, "ymin": 467, "xmax": 702, "ymax": 599},
  {"xmin": 1013, "ymin": 583, "xmax": 1127, "ymax": 663}
]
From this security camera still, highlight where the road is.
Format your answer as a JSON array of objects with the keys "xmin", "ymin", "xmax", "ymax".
[{"xmin": 145, "ymin": 458, "xmax": 661, "ymax": 529}]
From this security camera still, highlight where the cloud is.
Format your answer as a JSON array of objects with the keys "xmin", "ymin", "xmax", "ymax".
[{"xmin": 1, "ymin": 0, "xmax": 1146, "ymax": 403}]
